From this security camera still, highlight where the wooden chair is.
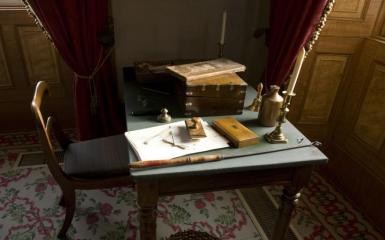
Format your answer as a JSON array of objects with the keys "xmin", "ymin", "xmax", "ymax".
[{"xmin": 31, "ymin": 81, "xmax": 132, "ymax": 239}]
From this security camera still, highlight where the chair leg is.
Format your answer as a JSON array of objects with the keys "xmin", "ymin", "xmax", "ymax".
[{"xmin": 57, "ymin": 190, "xmax": 75, "ymax": 239}]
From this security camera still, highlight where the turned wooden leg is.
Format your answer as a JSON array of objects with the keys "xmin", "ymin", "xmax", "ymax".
[
  {"xmin": 58, "ymin": 189, "xmax": 75, "ymax": 239},
  {"xmin": 137, "ymin": 182, "xmax": 159, "ymax": 240},
  {"xmin": 271, "ymin": 187, "xmax": 301, "ymax": 240},
  {"xmin": 271, "ymin": 166, "xmax": 313, "ymax": 240}
]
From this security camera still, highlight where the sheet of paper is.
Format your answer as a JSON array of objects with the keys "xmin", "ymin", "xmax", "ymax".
[{"xmin": 124, "ymin": 121, "xmax": 230, "ymax": 161}]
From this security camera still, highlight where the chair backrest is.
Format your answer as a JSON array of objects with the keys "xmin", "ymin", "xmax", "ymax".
[{"xmin": 31, "ymin": 81, "xmax": 69, "ymax": 183}]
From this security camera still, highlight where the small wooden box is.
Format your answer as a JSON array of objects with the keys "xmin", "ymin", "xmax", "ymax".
[
  {"xmin": 212, "ymin": 117, "xmax": 259, "ymax": 148},
  {"xmin": 175, "ymin": 73, "xmax": 247, "ymax": 116}
]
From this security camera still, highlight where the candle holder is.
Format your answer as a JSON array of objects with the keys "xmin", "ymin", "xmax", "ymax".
[
  {"xmin": 218, "ymin": 43, "xmax": 225, "ymax": 58},
  {"xmin": 264, "ymin": 91, "xmax": 296, "ymax": 144}
]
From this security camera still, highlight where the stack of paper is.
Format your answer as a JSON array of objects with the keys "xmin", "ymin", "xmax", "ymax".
[{"xmin": 125, "ymin": 121, "xmax": 229, "ymax": 161}]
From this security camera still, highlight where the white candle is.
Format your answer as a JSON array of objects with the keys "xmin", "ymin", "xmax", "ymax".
[
  {"xmin": 220, "ymin": 10, "xmax": 227, "ymax": 45},
  {"xmin": 287, "ymin": 48, "xmax": 306, "ymax": 95}
]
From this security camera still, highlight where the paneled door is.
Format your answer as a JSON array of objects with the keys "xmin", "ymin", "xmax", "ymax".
[
  {"xmin": 330, "ymin": 38, "xmax": 385, "ymax": 232},
  {"xmin": 289, "ymin": 0, "xmax": 385, "ymax": 232},
  {"xmin": 0, "ymin": 9, "xmax": 74, "ymax": 132}
]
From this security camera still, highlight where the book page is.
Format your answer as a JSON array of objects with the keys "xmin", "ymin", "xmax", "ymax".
[{"xmin": 125, "ymin": 121, "xmax": 230, "ymax": 161}]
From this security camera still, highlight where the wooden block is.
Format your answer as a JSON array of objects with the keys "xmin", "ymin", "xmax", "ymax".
[
  {"xmin": 185, "ymin": 117, "xmax": 206, "ymax": 139},
  {"xmin": 212, "ymin": 117, "xmax": 259, "ymax": 148}
]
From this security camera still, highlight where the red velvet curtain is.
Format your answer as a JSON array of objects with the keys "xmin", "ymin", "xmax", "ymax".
[
  {"xmin": 26, "ymin": 0, "xmax": 125, "ymax": 140},
  {"xmin": 265, "ymin": 0, "xmax": 329, "ymax": 88}
]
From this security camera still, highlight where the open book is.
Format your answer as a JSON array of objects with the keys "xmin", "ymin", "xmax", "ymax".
[{"xmin": 124, "ymin": 121, "xmax": 229, "ymax": 161}]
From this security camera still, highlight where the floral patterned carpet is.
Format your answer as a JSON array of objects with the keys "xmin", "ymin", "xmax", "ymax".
[
  {"xmin": 0, "ymin": 132, "xmax": 261, "ymax": 240},
  {"xmin": 1, "ymin": 131, "xmax": 384, "ymax": 240},
  {"xmin": 262, "ymin": 176, "xmax": 384, "ymax": 240}
]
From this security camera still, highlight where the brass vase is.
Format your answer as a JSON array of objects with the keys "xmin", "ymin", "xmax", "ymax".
[{"xmin": 258, "ymin": 85, "xmax": 283, "ymax": 127}]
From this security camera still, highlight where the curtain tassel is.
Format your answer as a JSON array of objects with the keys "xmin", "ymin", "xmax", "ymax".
[{"xmin": 74, "ymin": 47, "xmax": 114, "ymax": 115}]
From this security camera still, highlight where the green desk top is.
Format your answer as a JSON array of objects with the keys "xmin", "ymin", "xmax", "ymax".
[{"xmin": 123, "ymin": 74, "xmax": 328, "ymax": 181}]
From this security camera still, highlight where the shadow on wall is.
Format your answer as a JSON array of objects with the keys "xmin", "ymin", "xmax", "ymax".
[{"xmin": 112, "ymin": 0, "xmax": 269, "ymax": 94}]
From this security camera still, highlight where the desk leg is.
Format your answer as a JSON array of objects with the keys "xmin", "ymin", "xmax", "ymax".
[
  {"xmin": 137, "ymin": 182, "xmax": 159, "ymax": 240},
  {"xmin": 271, "ymin": 166, "xmax": 313, "ymax": 240}
]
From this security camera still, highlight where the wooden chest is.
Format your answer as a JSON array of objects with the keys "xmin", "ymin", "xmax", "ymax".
[{"xmin": 175, "ymin": 73, "xmax": 247, "ymax": 116}]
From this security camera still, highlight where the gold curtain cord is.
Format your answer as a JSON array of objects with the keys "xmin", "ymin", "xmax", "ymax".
[
  {"xmin": 74, "ymin": 47, "xmax": 115, "ymax": 115},
  {"xmin": 74, "ymin": 47, "xmax": 114, "ymax": 80},
  {"xmin": 304, "ymin": 0, "xmax": 336, "ymax": 56}
]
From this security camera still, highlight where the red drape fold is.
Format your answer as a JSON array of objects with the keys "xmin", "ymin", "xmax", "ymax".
[
  {"xmin": 265, "ymin": 0, "xmax": 329, "ymax": 88},
  {"xmin": 27, "ymin": 0, "xmax": 124, "ymax": 140}
]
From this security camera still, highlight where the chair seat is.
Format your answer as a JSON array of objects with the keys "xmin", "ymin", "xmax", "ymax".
[{"xmin": 64, "ymin": 134, "xmax": 130, "ymax": 178}]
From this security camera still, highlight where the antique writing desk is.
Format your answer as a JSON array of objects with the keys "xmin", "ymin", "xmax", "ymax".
[{"xmin": 123, "ymin": 71, "xmax": 328, "ymax": 240}]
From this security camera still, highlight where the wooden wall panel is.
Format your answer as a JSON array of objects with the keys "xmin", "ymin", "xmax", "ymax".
[
  {"xmin": 330, "ymin": 0, "xmax": 367, "ymax": 19},
  {"xmin": 353, "ymin": 63, "xmax": 385, "ymax": 150},
  {"xmin": 324, "ymin": 0, "xmax": 383, "ymax": 37},
  {"xmin": 299, "ymin": 55, "xmax": 347, "ymax": 124},
  {"xmin": 0, "ymin": 23, "xmax": 34, "ymax": 103},
  {"xmin": 289, "ymin": 37, "xmax": 362, "ymax": 141},
  {"xmin": 0, "ymin": 11, "xmax": 74, "ymax": 131},
  {"xmin": 18, "ymin": 26, "xmax": 60, "ymax": 85},
  {"xmin": 314, "ymin": 38, "xmax": 385, "ymax": 234},
  {"xmin": 332, "ymin": 38, "xmax": 385, "ymax": 188},
  {"xmin": 0, "ymin": 33, "xmax": 11, "ymax": 88}
]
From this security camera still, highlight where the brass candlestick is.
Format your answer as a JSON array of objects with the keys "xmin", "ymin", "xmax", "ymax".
[
  {"xmin": 218, "ymin": 43, "xmax": 225, "ymax": 58},
  {"xmin": 264, "ymin": 91, "xmax": 296, "ymax": 143}
]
